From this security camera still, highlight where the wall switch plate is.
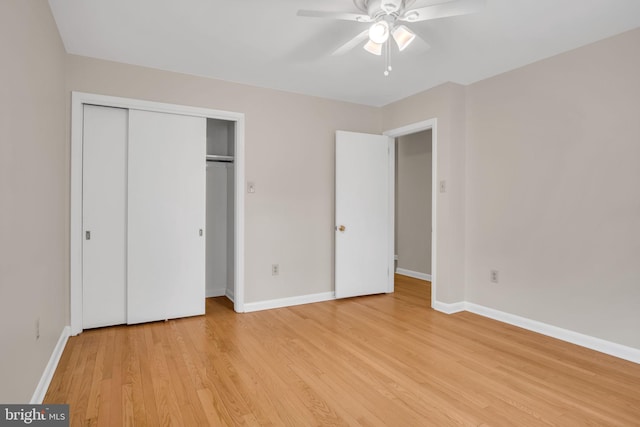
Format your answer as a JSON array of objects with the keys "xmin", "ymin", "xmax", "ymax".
[
  {"xmin": 439, "ymin": 180, "xmax": 447, "ymax": 193},
  {"xmin": 247, "ymin": 182, "xmax": 255, "ymax": 193}
]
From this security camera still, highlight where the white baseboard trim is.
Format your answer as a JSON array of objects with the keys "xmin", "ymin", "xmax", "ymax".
[
  {"xmin": 465, "ymin": 303, "xmax": 640, "ymax": 365},
  {"xmin": 395, "ymin": 268, "xmax": 432, "ymax": 282},
  {"xmin": 432, "ymin": 300, "xmax": 466, "ymax": 314},
  {"xmin": 207, "ymin": 286, "xmax": 235, "ymax": 301},
  {"xmin": 206, "ymin": 287, "xmax": 227, "ymax": 298},
  {"xmin": 244, "ymin": 292, "xmax": 335, "ymax": 313},
  {"xmin": 31, "ymin": 326, "xmax": 71, "ymax": 404}
]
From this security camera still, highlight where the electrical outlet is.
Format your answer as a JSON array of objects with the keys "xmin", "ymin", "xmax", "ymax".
[
  {"xmin": 36, "ymin": 317, "xmax": 40, "ymax": 340},
  {"xmin": 490, "ymin": 270, "xmax": 499, "ymax": 283},
  {"xmin": 272, "ymin": 264, "xmax": 279, "ymax": 276}
]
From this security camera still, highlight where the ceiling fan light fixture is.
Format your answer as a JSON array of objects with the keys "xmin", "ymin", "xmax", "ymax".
[
  {"xmin": 368, "ymin": 20, "xmax": 390, "ymax": 44},
  {"xmin": 392, "ymin": 25, "xmax": 416, "ymax": 51},
  {"xmin": 363, "ymin": 39, "xmax": 383, "ymax": 55}
]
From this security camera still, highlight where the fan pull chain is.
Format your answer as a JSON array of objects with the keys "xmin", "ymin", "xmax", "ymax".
[{"xmin": 384, "ymin": 41, "xmax": 392, "ymax": 76}]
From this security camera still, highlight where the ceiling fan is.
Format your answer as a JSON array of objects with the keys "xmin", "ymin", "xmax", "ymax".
[{"xmin": 297, "ymin": 0, "xmax": 486, "ymax": 75}]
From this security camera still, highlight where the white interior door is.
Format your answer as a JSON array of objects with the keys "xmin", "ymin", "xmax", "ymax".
[
  {"xmin": 127, "ymin": 109, "xmax": 206, "ymax": 324},
  {"xmin": 82, "ymin": 105, "xmax": 128, "ymax": 328},
  {"xmin": 335, "ymin": 131, "xmax": 391, "ymax": 299}
]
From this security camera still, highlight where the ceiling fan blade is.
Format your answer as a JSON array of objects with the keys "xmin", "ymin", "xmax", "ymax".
[
  {"xmin": 332, "ymin": 30, "xmax": 370, "ymax": 55},
  {"xmin": 409, "ymin": 34, "xmax": 431, "ymax": 52},
  {"xmin": 297, "ymin": 10, "xmax": 372, "ymax": 22},
  {"xmin": 399, "ymin": 0, "xmax": 485, "ymax": 22}
]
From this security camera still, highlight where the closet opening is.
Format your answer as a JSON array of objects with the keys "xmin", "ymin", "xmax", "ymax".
[
  {"xmin": 70, "ymin": 92, "xmax": 246, "ymax": 335},
  {"xmin": 206, "ymin": 118, "xmax": 236, "ymax": 302}
]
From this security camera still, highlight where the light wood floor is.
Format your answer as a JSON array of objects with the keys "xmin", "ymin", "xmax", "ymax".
[{"xmin": 45, "ymin": 275, "xmax": 640, "ymax": 426}]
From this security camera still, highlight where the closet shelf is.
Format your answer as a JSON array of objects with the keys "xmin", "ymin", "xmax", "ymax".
[{"xmin": 206, "ymin": 154, "xmax": 234, "ymax": 163}]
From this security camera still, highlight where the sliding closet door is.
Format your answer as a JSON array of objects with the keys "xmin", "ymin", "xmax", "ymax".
[
  {"xmin": 127, "ymin": 110, "xmax": 206, "ymax": 324},
  {"xmin": 82, "ymin": 105, "xmax": 128, "ymax": 329}
]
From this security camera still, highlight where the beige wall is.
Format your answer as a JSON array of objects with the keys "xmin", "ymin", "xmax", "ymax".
[
  {"xmin": 464, "ymin": 28, "xmax": 640, "ymax": 348},
  {"xmin": 64, "ymin": 55, "xmax": 382, "ymax": 304},
  {"xmin": 382, "ymin": 83, "xmax": 467, "ymax": 303},
  {"xmin": 0, "ymin": 1, "xmax": 68, "ymax": 402},
  {"xmin": 384, "ymin": 28, "xmax": 640, "ymax": 349},
  {"xmin": 396, "ymin": 130, "xmax": 432, "ymax": 275}
]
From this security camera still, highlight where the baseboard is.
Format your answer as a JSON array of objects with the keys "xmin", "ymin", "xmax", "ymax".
[
  {"xmin": 225, "ymin": 288, "xmax": 235, "ymax": 302},
  {"xmin": 432, "ymin": 300, "xmax": 466, "ymax": 314},
  {"xmin": 244, "ymin": 292, "xmax": 335, "ymax": 313},
  {"xmin": 207, "ymin": 286, "xmax": 235, "ymax": 301},
  {"xmin": 465, "ymin": 303, "xmax": 640, "ymax": 365},
  {"xmin": 31, "ymin": 326, "xmax": 71, "ymax": 404},
  {"xmin": 206, "ymin": 287, "xmax": 227, "ymax": 298},
  {"xmin": 395, "ymin": 268, "xmax": 432, "ymax": 282}
]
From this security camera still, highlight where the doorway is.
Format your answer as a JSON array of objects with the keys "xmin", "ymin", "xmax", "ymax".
[
  {"xmin": 394, "ymin": 130, "xmax": 432, "ymax": 282},
  {"xmin": 384, "ymin": 119, "xmax": 437, "ymax": 307}
]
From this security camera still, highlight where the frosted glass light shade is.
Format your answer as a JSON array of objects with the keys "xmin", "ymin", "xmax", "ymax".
[
  {"xmin": 363, "ymin": 40, "xmax": 383, "ymax": 55},
  {"xmin": 368, "ymin": 21, "xmax": 390, "ymax": 44},
  {"xmin": 392, "ymin": 25, "xmax": 416, "ymax": 51}
]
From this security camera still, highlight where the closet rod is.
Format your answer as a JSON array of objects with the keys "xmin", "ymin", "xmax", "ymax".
[{"xmin": 206, "ymin": 154, "xmax": 234, "ymax": 163}]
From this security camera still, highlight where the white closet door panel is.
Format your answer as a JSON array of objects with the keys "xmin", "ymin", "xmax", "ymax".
[
  {"xmin": 82, "ymin": 105, "xmax": 127, "ymax": 329},
  {"xmin": 127, "ymin": 110, "xmax": 206, "ymax": 324}
]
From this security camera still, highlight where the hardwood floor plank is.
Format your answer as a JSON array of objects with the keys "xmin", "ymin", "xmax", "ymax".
[
  {"xmin": 68, "ymin": 332, "xmax": 96, "ymax": 424},
  {"xmin": 124, "ymin": 326, "xmax": 151, "ymax": 426},
  {"xmin": 85, "ymin": 330, "xmax": 106, "ymax": 422},
  {"xmin": 107, "ymin": 327, "xmax": 124, "ymax": 427},
  {"xmin": 44, "ymin": 275, "xmax": 640, "ymax": 426}
]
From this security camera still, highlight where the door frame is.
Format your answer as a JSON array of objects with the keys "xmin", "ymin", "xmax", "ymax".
[
  {"xmin": 70, "ymin": 91, "xmax": 246, "ymax": 335},
  {"xmin": 383, "ymin": 119, "xmax": 437, "ymax": 307}
]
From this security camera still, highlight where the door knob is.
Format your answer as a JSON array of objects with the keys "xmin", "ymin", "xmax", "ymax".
[{"xmin": 337, "ymin": 225, "xmax": 346, "ymax": 232}]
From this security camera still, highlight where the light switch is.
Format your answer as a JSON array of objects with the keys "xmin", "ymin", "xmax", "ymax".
[
  {"xmin": 439, "ymin": 180, "xmax": 446, "ymax": 193},
  {"xmin": 247, "ymin": 182, "xmax": 256, "ymax": 193}
]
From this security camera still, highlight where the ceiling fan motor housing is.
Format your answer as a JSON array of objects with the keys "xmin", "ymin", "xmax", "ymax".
[{"xmin": 382, "ymin": 0, "xmax": 403, "ymax": 14}]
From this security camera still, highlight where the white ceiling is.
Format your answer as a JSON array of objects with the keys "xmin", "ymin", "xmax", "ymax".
[{"xmin": 48, "ymin": 0, "xmax": 640, "ymax": 107}]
